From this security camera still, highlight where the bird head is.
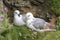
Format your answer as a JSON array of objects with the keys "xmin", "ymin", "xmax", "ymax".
[
  {"xmin": 14, "ymin": 10, "xmax": 20, "ymax": 17},
  {"xmin": 26, "ymin": 12, "xmax": 34, "ymax": 20}
]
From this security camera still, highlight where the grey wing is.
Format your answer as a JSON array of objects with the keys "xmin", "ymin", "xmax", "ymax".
[
  {"xmin": 22, "ymin": 14, "xmax": 26, "ymax": 22},
  {"xmin": 32, "ymin": 18, "xmax": 46, "ymax": 29}
]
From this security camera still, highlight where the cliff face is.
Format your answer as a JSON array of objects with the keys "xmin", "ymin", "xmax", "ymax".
[{"xmin": 3, "ymin": 0, "xmax": 56, "ymax": 23}]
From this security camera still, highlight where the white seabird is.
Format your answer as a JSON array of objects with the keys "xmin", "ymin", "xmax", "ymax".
[
  {"xmin": 26, "ymin": 12, "xmax": 56, "ymax": 32},
  {"xmin": 13, "ymin": 10, "xmax": 26, "ymax": 26}
]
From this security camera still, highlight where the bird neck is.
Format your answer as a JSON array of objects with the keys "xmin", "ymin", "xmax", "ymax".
[{"xmin": 26, "ymin": 17, "xmax": 34, "ymax": 25}]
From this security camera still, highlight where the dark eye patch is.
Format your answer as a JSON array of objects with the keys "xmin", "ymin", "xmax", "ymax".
[
  {"xmin": 28, "ymin": 15, "xmax": 30, "ymax": 17},
  {"xmin": 14, "ymin": 12, "xmax": 17, "ymax": 14}
]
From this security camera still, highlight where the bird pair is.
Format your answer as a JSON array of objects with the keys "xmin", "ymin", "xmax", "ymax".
[{"xmin": 13, "ymin": 10, "xmax": 56, "ymax": 32}]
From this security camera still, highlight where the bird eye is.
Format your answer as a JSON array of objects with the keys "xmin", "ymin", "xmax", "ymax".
[
  {"xmin": 28, "ymin": 15, "xmax": 30, "ymax": 17},
  {"xmin": 15, "ymin": 12, "xmax": 17, "ymax": 14}
]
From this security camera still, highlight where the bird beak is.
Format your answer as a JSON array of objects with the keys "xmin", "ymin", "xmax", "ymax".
[{"xmin": 18, "ymin": 14, "xmax": 20, "ymax": 17}]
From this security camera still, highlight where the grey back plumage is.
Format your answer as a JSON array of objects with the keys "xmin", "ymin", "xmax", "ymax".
[
  {"xmin": 22, "ymin": 14, "xmax": 27, "ymax": 22},
  {"xmin": 32, "ymin": 18, "xmax": 46, "ymax": 29}
]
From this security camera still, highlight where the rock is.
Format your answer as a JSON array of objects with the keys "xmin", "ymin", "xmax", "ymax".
[{"xmin": 3, "ymin": 0, "xmax": 57, "ymax": 23}]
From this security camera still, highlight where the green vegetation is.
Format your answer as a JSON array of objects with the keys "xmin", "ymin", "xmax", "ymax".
[{"xmin": 51, "ymin": 0, "xmax": 60, "ymax": 15}]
